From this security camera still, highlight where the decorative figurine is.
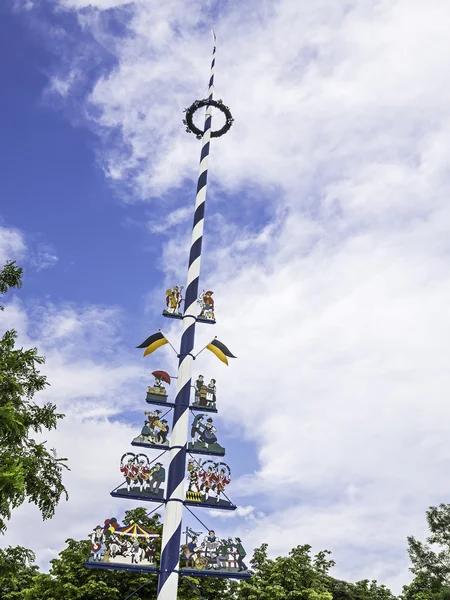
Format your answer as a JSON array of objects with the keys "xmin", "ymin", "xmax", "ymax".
[
  {"xmin": 197, "ymin": 290, "xmax": 215, "ymax": 322},
  {"xmin": 163, "ymin": 285, "xmax": 184, "ymax": 318},
  {"xmin": 188, "ymin": 414, "xmax": 225, "ymax": 455},
  {"xmin": 180, "ymin": 527, "xmax": 249, "ymax": 574},
  {"xmin": 146, "ymin": 370, "xmax": 170, "ymax": 403},
  {"xmin": 87, "ymin": 518, "xmax": 159, "ymax": 569},
  {"xmin": 132, "ymin": 410, "xmax": 170, "ymax": 449},
  {"xmin": 192, "ymin": 375, "xmax": 217, "ymax": 409},
  {"xmin": 185, "ymin": 459, "xmax": 234, "ymax": 509},
  {"xmin": 113, "ymin": 453, "xmax": 166, "ymax": 500}
]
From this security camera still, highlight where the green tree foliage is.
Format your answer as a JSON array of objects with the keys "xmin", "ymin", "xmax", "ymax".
[
  {"xmin": 0, "ymin": 546, "xmax": 39, "ymax": 600},
  {"xmin": 237, "ymin": 542, "xmax": 335, "ymax": 600},
  {"xmin": 0, "ymin": 261, "xmax": 68, "ymax": 532},
  {"xmin": 0, "ymin": 521, "xmax": 400, "ymax": 600},
  {"xmin": 402, "ymin": 504, "xmax": 450, "ymax": 600},
  {"xmin": 19, "ymin": 507, "xmax": 234, "ymax": 600}
]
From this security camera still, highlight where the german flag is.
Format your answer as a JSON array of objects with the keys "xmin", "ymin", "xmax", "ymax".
[
  {"xmin": 136, "ymin": 331, "xmax": 168, "ymax": 357},
  {"xmin": 206, "ymin": 338, "xmax": 236, "ymax": 366}
]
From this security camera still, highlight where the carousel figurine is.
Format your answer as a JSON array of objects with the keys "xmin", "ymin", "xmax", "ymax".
[
  {"xmin": 86, "ymin": 518, "xmax": 160, "ymax": 569},
  {"xmin": 90, "ymin": 525, "xmax": 106, "ymax": 562},
  {"xmin": 146, "ymin": 370, "xmax": 170, "ymax": 403},
  {"xmin": 185, "ymin": 459, "xmax": 233, "ymax": 508},
  {"xmin": 188, "ymin": 414, "xmax": 225, "ymax": 456},
  {"xmin": 163, "ymin": 285, "xmax": 184, "ymax": 319},
  {"xmin": 197, "ymin": 290, "xmax": 215, "ymax": 323},
  {"xmin": 192, "ymin": 375, "xmax": 217, "ymax": 409},
  {"xmin": 132, "ymin": 410, "xmax": 170, "ymax": 448}
]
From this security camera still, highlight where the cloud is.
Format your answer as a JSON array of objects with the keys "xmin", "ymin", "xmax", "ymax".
[
  {"xmin": 9, "ymin": 0, "xmax": 450, "ymax": 593},
  {"xmin": 30, "ymin": 242, "xmax": 59, "ymax": 271},
  {"xmin": 0, "ymin": 225, "xmax": 27, "ymax": 265},
  {"xmin": 0, "ymin": 297, "xmax": 163, "ymax": 563},
  {"xmin": 0, "ymin": 224, "xmax": 59, "ymax": 273},
  {"xmin": 148, "ymin": 206, "xmax": 192, "ymax": 234}
]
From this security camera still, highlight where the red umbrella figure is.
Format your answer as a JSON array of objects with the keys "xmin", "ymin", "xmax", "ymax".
[{"xmin": 151, "ymin": 370, "xmax": 171, "ymax": 385}]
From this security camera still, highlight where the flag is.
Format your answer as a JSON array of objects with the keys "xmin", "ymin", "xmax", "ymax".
[
  {"xmin": 206, "ymin": 339, "xmax": 236, "ymax": 366},
  {"xmin": 137, "ymin": 332, "xmax": 168, "ymax": 357}
]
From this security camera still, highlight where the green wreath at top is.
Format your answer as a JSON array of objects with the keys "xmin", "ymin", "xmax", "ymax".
[{"xmin": 183, "ymin": 99, "xmax": 234, "ymax": 140}]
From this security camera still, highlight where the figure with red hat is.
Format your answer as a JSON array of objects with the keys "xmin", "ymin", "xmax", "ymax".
[{"xmin": 198, "ymin": 290, "xmax": 215, "ymax": 321}]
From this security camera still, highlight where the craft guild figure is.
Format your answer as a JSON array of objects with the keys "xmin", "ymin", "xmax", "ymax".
[
  {"xmin": 136, "ymin": 455, "xmax": 151, "ymax": 493},
  {"xmin": 90, "ymin": 525, "xmax": 106, "ymax": 562},
  {"xmin": 185, "ymin": 459, "xmax": 232, "ymax": 506},
  {"xmin": 179, "ymin": 527, "xmax": 249, "ymax": 573},
  {"xmin": 163, "ymin": 285, "xmax": 184, "ymax": 317},
  {"xmin": 214, "ymin": 463, "xmax": 231, "ymax": 502},
  {"xmin": 197, "ymin": 290, "xmax": 215, "ymax": 321},
  {"xmin": 180, "ymin": 527, "xmax": 203, "ymax": 569},
  {"xmin": 132, "ymin": 411, "xmax": 170, "ymax": 448},
  {"xmin": 187, "ymin": 459, "xmax": 200, "ymax": 492},
  {"xmin": 203, "ymin": 530, "xmax": 223, "ymax": 569},
  {"xmin": 116, "ymin": 453, "xmax": 165, "ymax": 499},
  {"xmin": 146, "ymin": 370, "xmax": 171, "ymax": 403},
  {"xmin": 198, "ymin": 464, "xmax": 217, "ymax": 501},
  {"xmin": 120, "ymin": 453, "xmax": 139, "ymax": 492},
  {"xmin": 192, "ymin": 375, "xmax": 217, "ymax": 409},
  {"xmin": 148, "ymin": 462, "xmax": 166, "ymax": 496},
  {"xmin": 233, "ymin": 537, "xmax": 248, "ymax": 572},
  {"xmin": 188, "ymin": 414, "xmax": 225, "ymax": 455},
  {"xmin": 206, "ymin": 378, "xmax": 216, "ymax": 408}
]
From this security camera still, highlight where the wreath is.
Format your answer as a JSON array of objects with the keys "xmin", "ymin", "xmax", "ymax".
[{"xmin": 183, "ymin": 99, "xmax": 234, "ymax": 140}]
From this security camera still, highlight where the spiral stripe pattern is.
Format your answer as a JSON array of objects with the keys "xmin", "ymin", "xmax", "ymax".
[{"xmin": 156, "ymin": 32, "xmax": 216, "ymax": 600}]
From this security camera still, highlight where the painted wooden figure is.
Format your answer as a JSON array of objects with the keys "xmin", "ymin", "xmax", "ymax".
[
  {"xmin": 113, "ymin": 453, "xmax": 166, "ymax": 501},
  {"xmin": 180, "ymin": 527, "xmax": 249, "ymax": 574},
  {"xmin": 132, "ymin": 411, "xmax": 170, "ymax": 448},
  {"xmin": 188, "ymin": 414, "xmax": 225, "ymax": 455},
  {"xmin": 146, "ymin": 370, "xmax": 170, "ymax": 403},
  {"xmin": 87, "ymin": 518, "xmax": 159, "ymax": 569},
  {"xmin": 163, "ymin": 285, "xmax": 184, "ymax": 318},
  {"xmin": 185, "ymin": 459, "xmax": 234, "ymax": 509},
  {"xmin": 197, "ymin": 290, "xmax": 215, "ymax": 322}
]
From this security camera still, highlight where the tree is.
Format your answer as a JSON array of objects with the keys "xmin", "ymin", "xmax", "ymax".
[
  {"xmin": 21, "ymin": 506, "xmax": 235, "ymax": 600},
  {"xmin": 0, "ymin": 546, "xmax": 39, "ymax": 600},
  {"xmin": 237, "ymin": 542, "xmax": 335, "ymax": 600},
  {"xmin": 0, "ymin": 260, "xmax": 68, "ymax": 532},
  {"xmin": 402, "ymin": 504, "xmax": 450, "ymax": 600}
]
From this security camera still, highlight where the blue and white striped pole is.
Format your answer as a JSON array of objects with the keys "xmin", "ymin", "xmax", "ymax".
[{"xmin": 157, "ymin": 31, "xmax": 216, "ymax": 600}]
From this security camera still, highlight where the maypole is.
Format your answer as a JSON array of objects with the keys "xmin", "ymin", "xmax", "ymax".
[
  {"xmin": 84, "ymin": 30, "xmax": 246, "ymax": 600},
  {"xmin": 156, "ymin": 31, "xmax": 217, "ymax": 600}
]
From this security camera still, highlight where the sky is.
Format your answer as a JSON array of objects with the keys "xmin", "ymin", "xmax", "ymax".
[{"xmin": 1, "ymin": 0, "xmax": 450, "ymax": 593}]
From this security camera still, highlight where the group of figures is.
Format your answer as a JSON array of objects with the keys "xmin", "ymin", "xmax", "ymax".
[
  {"xmin": 192, "ymin": 374, "xmax": 217, "ymax": 408},
  {"xmin": 181, "ymin": 527, "xmax": 247, "ymax": 573},
  {"xmin": 162, "ymin": 285, "xmax": 215, "ymax": 322},
  {"xmin": 116, "ymin": 453, "xmax": 166, "ymax": 499},
  {"xmin": 132, "ymin": 410, "xmax": 170, "ymax": 448},
  {"xmin": 186, "ymin": 459, "xmax": 232, "ymax": 507},
  {"xmin": 189, "ymin": 414, "xmax": 225, "ymax": 455},
  {"xmin": 89, "ymin": 518, "xmax": 159, "ymax": 568}
]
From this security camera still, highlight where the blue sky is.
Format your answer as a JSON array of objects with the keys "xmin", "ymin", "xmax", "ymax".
[{"xmin": 2, "ymin": 0, "xmax": 450, "ymax": 594}]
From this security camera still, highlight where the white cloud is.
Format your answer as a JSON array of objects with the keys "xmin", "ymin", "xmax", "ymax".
[
  {"xmin": 10, "ymin": 0, "xmax": 450, "ymax": 593},
  {"xmin": 148, "ymin": 206, "xmax": 192, "ymax": 233},
  {"xmin": 0, "ymin": 225, "xmax": 27, "ymax": 265}
]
